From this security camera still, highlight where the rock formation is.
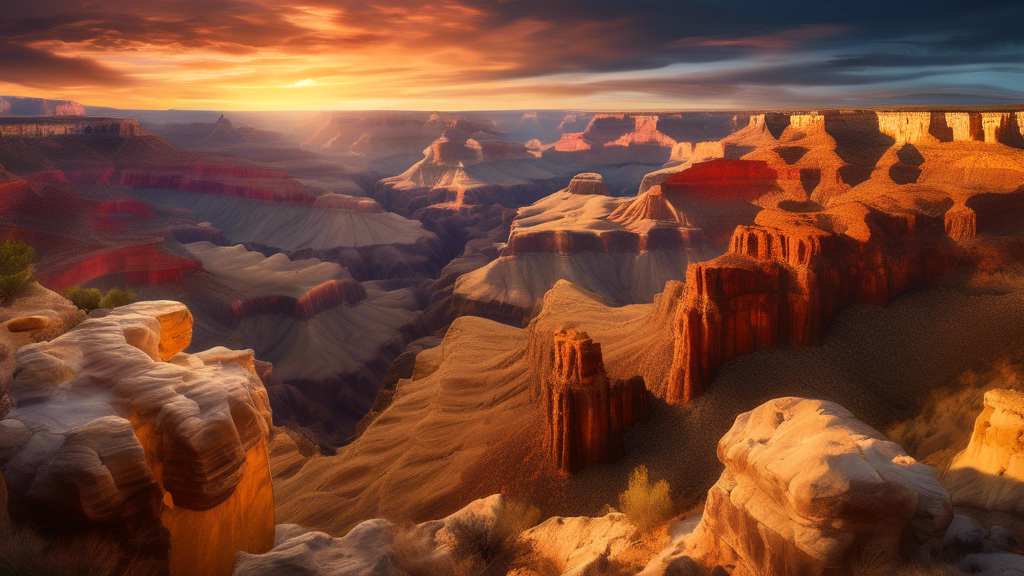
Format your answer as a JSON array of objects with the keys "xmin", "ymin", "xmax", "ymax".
[
  {"xmin": 681, "ymin": 397, "xmax": 952, "ymax": 576},
  {"xmin": 534, "ymin": 328, "xmax": 648, "ymax": 473},
  {"xmin": 665, "ymin": 202, "xmax": 954, "ymax": 404},
  {"xmin": 234, "ymin": 495, "xmax": 513, "ymax": 576},
  {"xmin": 34, "ymin": 242, "xmax": 202, "ymax": 291},
  {"xmin": 564, "ymin": 172, "xmax": 610, "ymax": 196},
  {"xmin": 945, "ymin": 389, "xmax": 1024, "ymax": 516},
  {"xmin": 0, "ymin": 301, "xmax": 275, "ymax": 576},
  {"xmin": 0, "ymin": 96, "xmax": 86, "ymax": 117},
  {"xmin": 512, "ymin": 512, "xmax": 635, "ymax": 575}
]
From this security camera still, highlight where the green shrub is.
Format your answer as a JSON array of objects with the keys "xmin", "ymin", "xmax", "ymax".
[
  {"xmin": 60, "ymin": 286, "xmax": 102, "ymax": 312},
  {"xmin": 98, "ymin": 288, "xmax": 136, "ymax": 310},
  {"xmin": 0, "ymin": 240, "xmax": 35, "ymax": 302},
  {"xmin": 618, "ymin": 465, "xmax": 674, "ymax": 533}
]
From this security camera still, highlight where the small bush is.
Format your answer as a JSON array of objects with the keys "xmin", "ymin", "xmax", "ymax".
[
  {"xmin": 618, "ymin": 465, "xmax": 674, "ymax": 533},
  {"xmin": 447, "ymin": 499, "xmax": 541, "ymax": 575},
  {"xmin": 0, "ymin": 520, "xmax": 163, "ymax": 576},
  {"xmin": 99, "ymin": 288, "xmax": 136, "ymax": 310},
  {"xmin": 0, "ymin": 240, "xmax": 35, "ymax": 302},
  {"xmin": 61, "ymin": 286, "xmax": 102, "ymax": 312}
]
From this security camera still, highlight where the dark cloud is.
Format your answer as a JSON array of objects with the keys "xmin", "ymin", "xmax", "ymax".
[
  {"xmin": 0, "ymin": 0, "xmax": 1022, "ymax": 107},
  {"xmin": 0, "ymin": 41, "xmax": 130, "ymax": 88}
]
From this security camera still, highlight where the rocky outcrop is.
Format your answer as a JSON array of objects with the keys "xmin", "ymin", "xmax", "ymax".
[
  {"xmin": 230, "ymin": 278, "xmax": 368, "ymax": 323},
  {"xmin": 665, "ymin": 202, "xmax": 954, "ymax": 405},
  {"xmin": 513, "ymin": 512, "xmax": 635, "ymax": 575},
  {"xmin": 682, "ymin": 397, "xmax": 952, "ymax": 576},
  {"xmin": 0, "ymin": 301, "xmax": 274, "ymax": 576},
  {"xmin": 564, "ymin": 172, "xmax": 610, "ymax": 196},
  {"xmin": 33, "ymin": 242, "xmax": 202, "ymax": 291},
  {"xmin": 608, "ymin": 185, "xmax": 689, "ymax": 227},
  {"xmin": 234, "ymin": 495, "xmax": 512, "ymax": 576},
  {"xmin": 945, "ymin": 389, "xmax": 1024, "ymax": 516},
  {"xmin": 533, "ymin": 328, "xmax": 648, "ymax": 473},
  {"xmin": 0, "ymin": 117, "xmax": 142, "ymax": 137},
  {"xmin": 0, "ymin": 96, "xmax": 85, "ymax": 117}
]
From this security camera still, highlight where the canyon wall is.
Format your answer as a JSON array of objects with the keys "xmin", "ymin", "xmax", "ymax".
[
  {"xmin": 0, "ymin": 96, "xmax": 85, "ymax": 117},
  {"xmin": 664, "ymin": 203, "xmax": 954, "ymax": 404},
  {"xmin": 119, "ymin": 164, "xmax": 313, "ymax": 204}
]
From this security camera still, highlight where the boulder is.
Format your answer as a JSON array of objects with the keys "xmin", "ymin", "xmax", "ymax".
[
  {"xmin": 946, "ymin": 389, "xmax": 1024, "ymax": 515},
  {"xmin": 682, "ymin": 397, "xmax": 953, "ymax": 576},
  {"xmin": 515, "ymin": 512, "xmax": 634, "ymax": 575},
  {"xmin": 0, "ymin": 300, "xmax": 274, "ymax": 576},
  {"xmin": 4, "ymin": 315, "xmax": 51, "ymax": 333}
]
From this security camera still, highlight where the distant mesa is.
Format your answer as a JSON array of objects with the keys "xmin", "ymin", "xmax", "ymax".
[
  {"xmin": 0, "ymin": 95, "xmax": 85, "ymax": 117},
  {"xmin": 565, "ymin": 172, "xmax": 609, "ymax": 196}
]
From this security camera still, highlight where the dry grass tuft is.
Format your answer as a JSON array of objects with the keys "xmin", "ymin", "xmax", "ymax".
[{"xmin": 0, "ymin": 521, "xmax": 163, "ymax": 576}]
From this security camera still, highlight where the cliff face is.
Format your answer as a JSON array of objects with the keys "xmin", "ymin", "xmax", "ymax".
[
  {"xmin": 531, "ymin": 328, "xmax": 648, "ymax": 473},
  {"xmin": 665, "ymin": 203, "xmax": 954, "ymax": 405},
  {"xmin": 0, "ymin": 117, "xmax": 142, "ymax": 137},
  {"xmin": 682, "ymin": 398, "xmax": 952, "ymax": 575},
  {"xmin": 0, "ymin": 301, "xmax": 275, "ymax": 576}
]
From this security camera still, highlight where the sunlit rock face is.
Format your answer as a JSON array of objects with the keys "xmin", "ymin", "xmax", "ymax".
[
  {"xmin": 532, "ymin": 328, "xmax": 648, "ymax": 473},
  {"xmin": 683, "ymin": 397, "xmax": 952, "ymax": 576},
  {"xmin": 0, "ymin": 301, "xmax": 275, "ymax": 576},
  {"xmin": 946, "ymin": 389, "xmax": 1024, "ymax": 515}
]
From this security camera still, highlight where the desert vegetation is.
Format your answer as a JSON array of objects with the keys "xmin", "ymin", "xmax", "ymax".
[
  {"xmin": 0, "ymin": 240, "xmax": 35, "ymax": 303},
  {"xmin": 619, "ymin": 465, "xmax": 675, "ymax": 534},
  {"xmin": 60, "ymin": 286, "xmax": 136, "ymax": 312}
]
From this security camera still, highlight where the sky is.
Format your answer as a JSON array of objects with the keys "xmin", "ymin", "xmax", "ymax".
[{"xmin": 0, "ymin": 0, "xmax": 1023, "ymax": 111}]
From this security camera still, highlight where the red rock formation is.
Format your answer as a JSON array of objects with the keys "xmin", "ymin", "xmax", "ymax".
[
  {"xmin": 665, "ymin": 203, "xmax": 955, "ymax": 405},
  {"xmin": 945, "ymin": 187, "xmax": 1024, "ymax": 240},
  {"xmin": 92, "ymin": 199, "xmax": 155, "ymax": 231},
  {"xmin": 535, "ymin": 328, "xmax": 648, "ymax": 473},
  {"xmin": 230, "ymin": 278, "xmax": 367, "ymax": 324},
  {"xmin": 660, "ymin": 158, "xmax": 800, "ymax": 203},
  {"xmin": 34, "ymin": 243, "xmax": 202, "ymax": 291},
  {"xmin": 118, "ymin": 164, "xmax": 314, "ymax": 204}
]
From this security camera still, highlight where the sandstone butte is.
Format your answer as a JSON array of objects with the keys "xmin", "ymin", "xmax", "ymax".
[
  {"xmin": 0, "ymin": 300, "xmax": 275, "ymax": 576},
  {"xmin": 532, "ymin": 328, "xmax": 648, "ymax": 473},
  {"xmin": 681, "ymin": 397, "xmax": 953, "ymax": 576}
]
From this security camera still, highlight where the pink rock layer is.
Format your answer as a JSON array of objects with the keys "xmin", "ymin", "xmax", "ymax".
[
  {"xmin": 35, "ymin": 243, "xmax": 203, "ymax": 291},
  {"xmin": 118, "ymin": 164, "xmax": 314, "ymax": 204}
]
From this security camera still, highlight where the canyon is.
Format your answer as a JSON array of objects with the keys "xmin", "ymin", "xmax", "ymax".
[{"xmin": 3, "ymin": 104, "xmax": 1024, "ymax": 575}]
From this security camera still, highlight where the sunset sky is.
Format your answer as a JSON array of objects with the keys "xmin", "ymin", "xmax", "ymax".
[{"xmin": 1, "ymin": 0, "xmax": 1023, "ymax": 111}]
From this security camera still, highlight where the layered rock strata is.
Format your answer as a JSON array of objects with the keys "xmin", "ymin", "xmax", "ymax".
[
  {"xmin": 683, "ymin": 397, "xmax": 952, "ymax": 576},
  {"xmin": 665, "ymin": 202, "xmax": 954, "ymax": 405},
  {"xmin": 0, "ymin": 301, "xmax": 275, "ymax": 576},
  {"xmin": 534, "ymin": 328, "xmax": 648, "ymax": 473}
]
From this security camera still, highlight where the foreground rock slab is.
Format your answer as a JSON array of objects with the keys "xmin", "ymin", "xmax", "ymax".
[
  {"xmin": 0, "ymin": 300, "xmax": 274, "ymax": 576},
  {"xmin": 681, "ymin": 397, "xmax": 953, "ymax": 576}
]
